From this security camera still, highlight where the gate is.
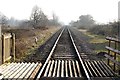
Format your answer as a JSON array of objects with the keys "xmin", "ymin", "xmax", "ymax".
[
  {"xmin": 1, "ymin": 33, "xmax": 15, "ymax": 63},
  {"xmin": 105, "ymin": 37, "xmax": 120, "ymax": 75}
]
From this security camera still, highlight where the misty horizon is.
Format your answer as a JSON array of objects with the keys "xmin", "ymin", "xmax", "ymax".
[{"xmin": 0, "ymin": 0, "xmax": 119, "ymax": 25}]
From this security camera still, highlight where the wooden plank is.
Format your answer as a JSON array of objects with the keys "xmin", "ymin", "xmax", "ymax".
[
  {"xmin": 29, "ymin": 63, "xmax": 42, "ymax": 79},
  {"xmin": 1, "ymin": 63, "xmax": 14, "ymax": 73},
  {"xmin": 2, "ymin": 63, "xmax": 16, "ymax": 74},
  {"xmin": 105, "ymin": 46, "xmax": 120, "ymax": 55},
  {"xmin": 48, "ymin": 60, "xmax": 54, "ymax": 77},
  {"xmin": 0, "ymin": 25, "xmax": 1, "ymax": 65},
  {"xmin": 0, "ymin": 63, "xmax": 11, "ymax": 72},
  {"xmin": 5, "ymin": 63, "xmax": 23, "ymax": 78},
  {"xmin": 84, "ymin": 61, "xmax": 93, "ymax": 77},
  {"xmin": 9, "ymin": 63, "xmax": 27, "ymax": 78},
  {"xmin": 2, "ymin": 36, "xmax": 4, "ymax": 63},
  {"xmin": 72, "ymin": 60, "xmax": 77, "ymax": 77},
  {"xmin": 44, "ymin": 61, "xmax": 51, "ymax": 77},
  {"xmin": 90, "ymin": 61, "xmax": 102, "ymax": 77},
  {"xmin": 113, "ymin": 41, "xmax": 117, "ymax": 71},
  {"xmin": 11, "ymin": 33, "xmax": 15, "ymax": 61},
  {"xmin": 4, "ymin": 34, "xmax": 12, "ymax": 39},
  {"xmin": 101, "ymin": 61, "xmax": 115, "ymax": 75},
  {"xmin": 65, "ymin": 60, "xmax": 68, "ymax": 77},
  {"xmin": 14, "ymin": 63, "xmax": 31, "ymax": 78},
  {"xmin": 93, "ymin": 61, "xmax": 106, "ymax": 77},
  {"xmin": 54, "ymin": 55, "xmax": 75, "ymax": 57},
  {"xmin": 87, "ymin": 61, "xmax": 98, "ymax": 77},
  {"xmin": 105, "ymin": 54, "xmax": 120, "ymax": 66},
  {"xmin": 106, "ymin": 37, "xmax": 120, "ymax": 43},
  {"xmin": 37, "ymin": 28, "xmax": 65, "ymax": 78},
  {"xmin": 2, "ymin": 34, "xmax": 11, "ymax": 63},
  {"xmin": 75, "ymin": 61, "xmax": 82, "ymax": 77},
  {"xmin": 68, "ymin": 60, "xmax": 73, "ymax": 77},
  {"xmin": 107, "ymin": 40, "xmax": 111, "ymax": 65},
  {"xmin": 54, "ymin": 56, "xmax": 75, "ymax": 59},
  {"xmin": 56, "ymin": 60, "xmax": 61, "ymax": 77},
  {"xmin": 23, "ymin": 63, "xmax": 38, "ymax": 79},
  {"xmin": 96, "ymin": 61, "xmax": 110, "ymax": 76},
  {"xmin": 102, "ymin": 60, "xmax": 117, "ymax": 75},
  {"xmin": 0, "ymin": 63, "xmax": 9, "ymax": 68},
  {"xmin": 61, "ymin": 60, "xmax": 64, "ymax": 77},
  {"xmin": 99, "ymin": 61, "xmax": 114, "ymax": 76},
  {"xmin": 68, "ymin": 28, "xmax": 90, "ymax": 80},
  {"xmin": 4, "ymin": 57, "xmax": 11, "ymax": 62},
  {"xmin": 52, "ymin": 60, "xmax": 58, "ymax": 77},
  {"xmin": 4, "ymin": 63, "xmax": 21, "ymax": 78},
  {"xmin": 19, "ymin": 63, "xmax": 35, "ymax": 78},
  {"xmin": 7, "ymin": 63, "xmax": 24, "ymax": 79}
]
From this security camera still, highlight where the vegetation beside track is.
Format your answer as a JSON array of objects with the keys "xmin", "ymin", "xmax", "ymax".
[
  {"xmin": 79, "ymin": 29, "xmax": 108, "ymax": 54},
  {"xmin": 79, "ymin": 29, "xmax": 120, "ymax": 71},
  {"xmin": 2, "ymin": 27, "xmax": 60, "ymax": 62}
]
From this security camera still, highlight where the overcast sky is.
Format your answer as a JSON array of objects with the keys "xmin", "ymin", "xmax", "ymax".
[{"xmin": 0, "ymin": 0, "xmax": 119, "ymax": 24}]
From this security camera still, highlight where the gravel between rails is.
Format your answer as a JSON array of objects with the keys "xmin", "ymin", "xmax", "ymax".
[{"xmin": 52, "ymin": 27, "xmax": 77, "ymax": 60}]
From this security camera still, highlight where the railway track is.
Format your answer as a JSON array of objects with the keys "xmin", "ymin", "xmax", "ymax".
[
  {"xmin": 36, "ymin": 27, "xmax": 118, "ymax": 80},
  {"xmin": 0, "ymin": 27, "xmax": 119, "ymax": 80},
  {"xmin": 36, "ymin": 27, "xmax": 90, "ymax": 79}
]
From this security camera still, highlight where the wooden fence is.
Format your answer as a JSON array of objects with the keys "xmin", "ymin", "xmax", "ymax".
[
  {"xmin": 1, "ymin": 33, "xmax": 15, "ymax": 63},
  {"xmin": 105, "ymin": 37, "xmax": 120, "ymax": 75}
]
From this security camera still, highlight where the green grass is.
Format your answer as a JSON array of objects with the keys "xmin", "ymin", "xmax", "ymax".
[
  {"xmin": 80, "ymin": 29, "xmax": 120, "ymax": 74},
  {"xmin": 91, "ymin": 43, "xmax": 108, "ymax": 53},
  {"xmin": 80, "ymin": 30, "xmax": 118, "ymax": 53},
  {"xmin": 90, "ymin": 38, "xmax": 107, "ymax": 43},
  {"xmin": 79, "ymin": 29, "xmax": 107, "ymax": 53},
  {"xmin": 80, "ymin": 29, "xmax": 106, "ymax": 43}
]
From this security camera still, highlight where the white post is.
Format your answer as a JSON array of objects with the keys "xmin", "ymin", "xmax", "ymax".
[
  {"xmin": 0, "ymin": 25, "xmax": 2, "ymax": 64},
  {"xmin": 118, "ymin": 1, "xmax": 120, "ymax": 39},
  {"xmin": 0, "ymin": 25, "xmax": 1, "ymax": 37},
  {"xmin": 118, "ymin": 1, "xmax": 120, "ymax": 20}
]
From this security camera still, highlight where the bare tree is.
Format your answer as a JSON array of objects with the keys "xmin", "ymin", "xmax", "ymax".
[
  {"xmin": 30, "ymin": 5, "xmax": 48, "ymax": 28},
  {"xmin": 52, "ymin": 13, "xmax": 58, "ymax": 25},
  {"xmin": 0, "ymin": 14, "xmax": 8, "ymax": 27},
  {"xmin": 48, "ymin": 13, "xmax": 61, "ymax": 26}
]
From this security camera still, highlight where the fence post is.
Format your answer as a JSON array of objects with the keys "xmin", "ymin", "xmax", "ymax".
[
  {"xmin": 113, "ymin": 41, "xmax": 117, "ymax": 71},
  {"xmin": 2, "ymin": 34, "xmax": 5, "ymax": 63},
  {"xmin": 0, "ymin": 25, "xmax": 2, "ymax": 65},
  {"xmin": 11, "ymin": 33, "xmax": 15, "ymax": 62},
  {"xmin": 107, "ymin": 40, "xmax": 111, "ymax": 65}
]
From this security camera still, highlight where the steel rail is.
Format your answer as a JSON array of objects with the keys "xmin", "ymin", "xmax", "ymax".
[
  {"xmin": 37, "ymin": 27, "xmax": 90, "ymax": 79},
  {"xmin": 37, "ymin": 27, "xmax": 65, "ymax": 78},
  {"xmin": 67, "ymin": 28, "xmax": 91, "ymax": 80}
]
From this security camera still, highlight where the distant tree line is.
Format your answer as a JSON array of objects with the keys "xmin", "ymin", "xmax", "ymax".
[
  {"xmin": 69, "ymin": 14, "xmax": 95, "ymax": 29},
  {"xmin": 29, "ymin": 5, "xmax": 61, "ymax": 28},
  {"xmin": 0, "ymin": 5, "xmax": 61, "ymax": 29},
  {"xmin": 69, "ymin": 14, "xmax": 119, "ymax": 37},
  {"xmin": 88, "ymin": 21, "xmax": 119, "ymax": 37},
  {"xmin": 0, "ymin": 12, "xmax": 8, "ymax": 28}
]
